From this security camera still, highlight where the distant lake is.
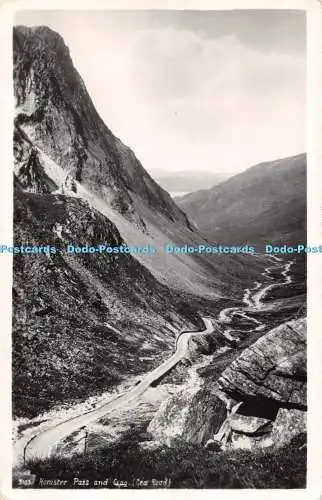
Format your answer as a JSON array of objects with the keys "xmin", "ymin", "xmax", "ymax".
[{"xmin": 169, "ymin": 191, "xmax": 190, "ymax": 198}]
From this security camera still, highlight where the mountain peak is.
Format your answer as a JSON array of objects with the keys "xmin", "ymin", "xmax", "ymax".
[
  {"xmin": 14, "ymin": 25, "xmax": 69, "ymax": 54},
  {"xmin": 13, "ymin": 25, "xmax": 191, "ymax": 230}
]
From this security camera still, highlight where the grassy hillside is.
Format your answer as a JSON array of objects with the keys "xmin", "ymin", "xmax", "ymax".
[
  {"xmin": 177, "ymin": 154, "xmax": 306, "ymax": 246},
  {"xmin": 24, "ymin": 428, "xmax": 306, "ymax": 488},
  {"xmin": 12, "ymin": 184, "xmax": 201, "ymax": 418}
]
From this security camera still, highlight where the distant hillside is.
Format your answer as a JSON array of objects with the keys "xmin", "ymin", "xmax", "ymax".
[
  {"xmin": 153, "ymin": 171, "xmax": 231, "ymax": 194},
  {"xmin": 177, "ymin": 154, "xmax": 306, "ymax": 246}
]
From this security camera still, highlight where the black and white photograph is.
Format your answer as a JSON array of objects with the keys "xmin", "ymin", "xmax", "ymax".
[{"xmin": 6, "ymin": 4, "xmax": 311, "ymax": 491}]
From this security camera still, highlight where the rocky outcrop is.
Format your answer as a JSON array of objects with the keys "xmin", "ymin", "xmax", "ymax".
[
  {"xmin": 212, "ymin": 318, "xmax": 307, "ymax": 449},
  {"xmin": 217, "ymin": 318, "xmax": 306, "ymax": 408},
  {"xmin": 148, "ymin": 388, "xmax": 226, "ymax": 446},
  {"xmin": 148, "ymin": 319, "xmax": 306, "ymax": 451},
  {"xmin": 14, "ymin": 123, "xmax": 57, "ymax": 193},
  {"xmin": 229, "ymin": 414, "xmax": 272, "ymax": 435},
  {"xmin": 271, "ymin": 408, "xmax": 307, "ymax": 446},
  {"xmin": 229, "ymin": 407, "xmax": 307, "ymax": 451}
]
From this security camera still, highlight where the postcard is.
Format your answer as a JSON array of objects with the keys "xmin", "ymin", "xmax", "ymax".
[{"xmin": 0, "ymin": 0, "xmax": 321, "ymax": 498}]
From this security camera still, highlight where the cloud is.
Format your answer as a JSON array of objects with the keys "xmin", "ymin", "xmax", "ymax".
[{"xmin": 64, "ymin": 25, "xmax": 306, "ymax": 174}]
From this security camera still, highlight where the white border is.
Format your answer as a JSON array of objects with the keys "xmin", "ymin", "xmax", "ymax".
[{"xmin": 1, "ymin": 0, "xmax": 322, "ymax": 499}]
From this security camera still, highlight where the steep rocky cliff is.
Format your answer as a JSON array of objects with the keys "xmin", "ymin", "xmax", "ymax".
[
  {"xmin": 13, "ymin": 26, "xmax": 188, "ymax": 227},
  {"xmin": 13, "ymin": 25, "xmax": 261, "ymax": 298}
]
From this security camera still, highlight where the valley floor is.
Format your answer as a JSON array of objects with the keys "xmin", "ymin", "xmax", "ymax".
[{"xmin": 13, "ymin": 254, "xmax": 307, "ymax": 489}]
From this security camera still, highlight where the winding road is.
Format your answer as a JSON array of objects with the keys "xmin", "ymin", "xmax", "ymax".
[
  {"xmin": 17, "ymin": 256, "xmax": 294, "ymax": 464},
  {"xmin": 252, "ymin": 258, "xmax": 293, "ymax": 308},
  {"xmin": 218, "ymin": 256, "xmax": 294, "ymax": 339},
  {"xmin": 19, "ymin": 318, "xmax": 214, "ymax": 462}
]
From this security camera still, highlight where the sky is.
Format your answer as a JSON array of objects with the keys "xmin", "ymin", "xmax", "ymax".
[{"xmin": 15, "ymin": 9, "xmax": 306, "ymax": 174}]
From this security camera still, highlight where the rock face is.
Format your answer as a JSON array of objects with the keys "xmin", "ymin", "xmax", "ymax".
[
  {"xmin": 14, "ymin": 123, "xmax": 57, "ymax": 193},
  {"xmin": 217, "ymin": 318, "xmax": 307, "ymax": 408},
  {"xmin": 13, "ymin": 26, "xmax": 188, "ymax": 228},
  {"xmin": 271, "ymin": 408, "xmax": 307, "ymax": 446}
]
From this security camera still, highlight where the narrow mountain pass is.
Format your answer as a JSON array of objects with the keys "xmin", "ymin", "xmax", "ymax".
[
  {"xmin": 18, "ymin": 318, "xmax": 214, "ymax": 463},
  {"xmin": 16, "ymin": 256, "xmax": 295, "ymax": 465}
]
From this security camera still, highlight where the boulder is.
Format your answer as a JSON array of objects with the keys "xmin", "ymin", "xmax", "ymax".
[
  {"xmin": 217, "ymin": 318, "xmax": 306, "ymax": 409},
  {"xmin": 148, "ymin": 388, "xmax": 226, "ymax": 446},
  {"xmin": 229, "ymin": 414, "xmax": 272, "ymax": 435},
  {"xmin": 271, "ymin": 408, "xmax": 307, "ymax": 447}
]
